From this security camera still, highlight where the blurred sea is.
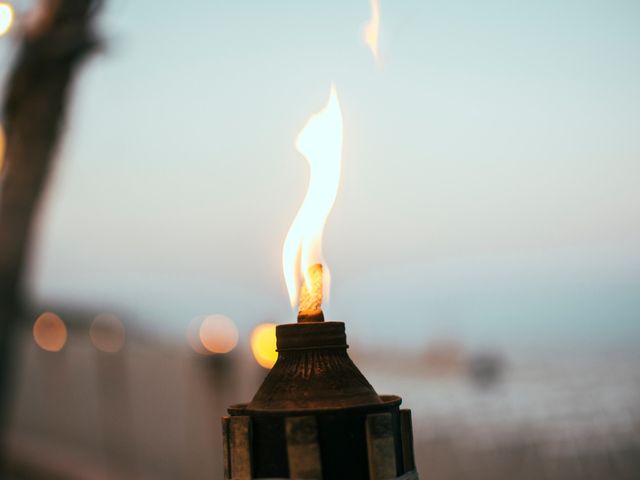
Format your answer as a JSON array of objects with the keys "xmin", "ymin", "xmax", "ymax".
[{"xmin": 7, "ymin": 320, "xmax": 640, "ymax": 479}]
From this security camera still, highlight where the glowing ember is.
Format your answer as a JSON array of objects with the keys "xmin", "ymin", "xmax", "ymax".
[{"xmin": 282, "ymin": 85, "xmax": 343, "ymax": 319}]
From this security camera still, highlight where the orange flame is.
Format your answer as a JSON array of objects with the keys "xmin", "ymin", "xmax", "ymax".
[
  {"xmin": 282, "ymin": 84, "xmax": 344, "ymax": 311},
  {"xmin": 363, "ymin": 0, "xmax": 381, "ymax": 64}
]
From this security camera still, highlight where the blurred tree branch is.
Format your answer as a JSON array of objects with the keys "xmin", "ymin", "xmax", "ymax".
[{"xmin": 0, "ymin": 0, "xmax": 102, "ymax": 468}]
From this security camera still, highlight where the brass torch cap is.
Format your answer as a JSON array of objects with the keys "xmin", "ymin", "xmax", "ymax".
[{"xmin": 247, "ymin": 321, "xmax": 382, "ymax": 412}]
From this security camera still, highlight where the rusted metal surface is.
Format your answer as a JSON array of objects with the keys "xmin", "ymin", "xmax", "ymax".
[
  {"xmin": 285, "ymin": 416, "xmax": 322, "ymax": 479},
  {"xmin": 366, "ymin": 412, "xmax": 397, "ymax": 479},
  {"xmin": 249, "ymin": 475, "xmax": 418, "ymax": 480},
  {"xmin": 221, "ymin": 416, "xmax": 231, "ymax": 479},
  {"xmin": 229, "ymin": 416, "xmax": 252, "ymax": 480},
  {"xmin": 400, "ymin": 409, "xmax": 416, "ymax": 472},
  {"xmin": 395, "ymin": 470, "xmax": 420, "ymax": 480},
  {"xmin": 239, "ymin": 474, "xmax": 418, "ymax": 479},
  {"xmin": 224, "ymin": 321, "xmax": 418, "ymax": 479},
  {"xmin": 274, "ymin": 322, "xmax": 347, "ymax": 351},
  {"xmin": 248, "ymin": 322, "xmax": 381, "ymax": 411}
]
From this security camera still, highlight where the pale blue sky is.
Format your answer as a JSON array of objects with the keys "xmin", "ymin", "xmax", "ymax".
[{"xmin": 1, "ymin": 0, "xmax": 639, "ymax": 349}]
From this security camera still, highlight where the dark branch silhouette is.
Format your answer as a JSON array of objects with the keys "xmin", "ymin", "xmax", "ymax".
[{"xmin": 0, "ymin": 0, "xmax": 102, "ymax": 470}]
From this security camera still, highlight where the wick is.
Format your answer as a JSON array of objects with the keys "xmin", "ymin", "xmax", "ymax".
[{"xmin": 297, "ymin": 263, "xmax": 325, "ymax": 323}]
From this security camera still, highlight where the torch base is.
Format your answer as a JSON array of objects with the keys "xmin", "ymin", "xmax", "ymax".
[
  {"xmin": 222, "ymin": 321, "xmax": 418, "ymax": 479},
  {"xmin": 223, "ymin": 396, "xmax": 417, "ymax": 479}
]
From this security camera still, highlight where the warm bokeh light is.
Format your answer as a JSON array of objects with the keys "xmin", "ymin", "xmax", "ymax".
[
  {"xmin": 0, "ymin": 2, "xmax": 14, "ymax": 36},
  {"xmin": 282, "ymin": 85, "xmax": 343, "ymax": 310},
  {"xmin": 33, "ymin": 312, "xmax": 67, "ymax": 352},
  {"xmin": 199, "ymin": 314, "xmax": 238, "ymax": 354},
  {"xmin": 186, "ymin": 315, "xmax": 207, "ymax": 354},
  {"xmin": 250, "ymin": 323, "xmax": 278, "ymax": 369},
  {"xmin": 362, "ymin": 0, "xmax": 381, "ymax": 63},
  {"xmin": 90, "ymin": 313, "xmax": 126, "ymax": 353}
]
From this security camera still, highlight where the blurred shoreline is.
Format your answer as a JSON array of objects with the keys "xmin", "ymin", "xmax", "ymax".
[{"xmin": 5, "ymin": 316, "xmax": 639, "ymax": 479}]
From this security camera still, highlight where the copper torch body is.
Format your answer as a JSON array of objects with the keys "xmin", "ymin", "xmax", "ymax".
[{"xmin": 222, "ymin": 321, "xmax": 418, "ymax": 479}]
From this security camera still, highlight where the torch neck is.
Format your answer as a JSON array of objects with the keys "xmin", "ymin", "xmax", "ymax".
[
  {"xmin": 247, "ymin": 320, "xmax": 382, "ymax": 411},
  {"xmin": 276, "ymin": 321, "xmax": 346, "ymax": 352},
  {"xmin": 296, "ymin": 308, "xmax": 325, "ymax": 323}
]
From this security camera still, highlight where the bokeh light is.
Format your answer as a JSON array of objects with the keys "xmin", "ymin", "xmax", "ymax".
[
  {"xmin": 89, "ymin": 313, "xmax": 126, "ymax": 353},
  {"xmin": 199, "ymin": 314, "xmax": 238, "ymax": 354},
  {"xmin": 186, "ymin": 315, "xmax": 207, "ymax": 354},
  {"xmin": 33, "ymin": 312, "xmax": 67, "ymax": 352},
  {"xmin": 250, "ymin": 323, "xmax": 278, "ymax": 369},
  {"xmin": 0, "ymin": 3, "xmax": 14, "ymax": 36}
]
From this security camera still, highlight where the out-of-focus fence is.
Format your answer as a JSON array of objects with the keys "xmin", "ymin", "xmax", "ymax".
[{"xmin": 5, "ymin": 314, "xmax": 640, "ymax": 479}]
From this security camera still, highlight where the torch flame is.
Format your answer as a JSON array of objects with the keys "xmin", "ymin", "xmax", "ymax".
[
  {"xmin": 283, "ymin": 84, "xmax": 343, "ymax": 312},
  {"xmin": 363, "ymin": 0, "xmax": 381, "ymax": 64}
]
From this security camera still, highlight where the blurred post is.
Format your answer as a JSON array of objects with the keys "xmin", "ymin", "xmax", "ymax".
[
  {"xmin": 94, "ymin": 348, "xmax": 138, "ymax": 478},
  {"xmin": 0, "ymin": 0, "xmax": 102, "ymax": 470},
  {"xmin": 90, "ymin": 313, "xmax": 137, "ymax": 477}
]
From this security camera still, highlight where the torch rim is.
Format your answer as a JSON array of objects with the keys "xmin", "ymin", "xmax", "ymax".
[{"xmin": 230, "ymin": 394, "xmax": 402, "ymax": 416}]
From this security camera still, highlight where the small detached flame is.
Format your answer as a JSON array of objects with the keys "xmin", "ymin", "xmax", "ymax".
[
  {"xmin": 283, "ymin": 85, "xmax": 344, "ymax": 322},
  {"xmin": 362, "ymin": 0, "xmax": 381, "ymax": 64}
]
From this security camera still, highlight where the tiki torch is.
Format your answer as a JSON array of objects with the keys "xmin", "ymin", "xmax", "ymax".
[{"xmin": 222, "ymin": 86, "xmax": 418, "ymax": 479}]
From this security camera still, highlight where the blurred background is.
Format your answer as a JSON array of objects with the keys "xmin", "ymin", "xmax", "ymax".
[{"xmin": 1, "ymin": 0, "xmax": 639, "ymax": 478}]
